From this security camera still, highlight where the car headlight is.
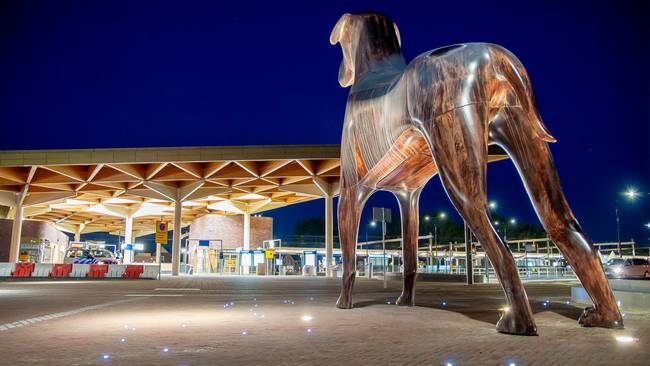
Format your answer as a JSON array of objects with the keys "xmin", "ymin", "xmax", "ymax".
[{"xmin": 613, "ymin": 267, "xmax": 622, "ymax": 274}]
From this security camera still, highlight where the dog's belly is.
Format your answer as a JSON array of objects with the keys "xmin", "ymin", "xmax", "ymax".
[{"xmin": 359, "ymin": 128, "xmax": 437, "ymax": 191}]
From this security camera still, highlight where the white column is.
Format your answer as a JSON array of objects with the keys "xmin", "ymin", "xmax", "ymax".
[
  {"xmin": 156, "ymin": 243, "xmax": 161, "ymax": 264},
  {"xmin": 325, "ymin": 195, "xmax": 334, "ymax": 277},
  {"xmin": 243, "ymin": 212, "xmax": 251, "ymax": 250},
  {"xmin": 124, "ymin": 215, "xmax": 133, "ymax": 244},
  {"xmin": 9, "ymin": 203, "xmax": 23, "ymax": 262},
  {"xmin": 74, "ymin": 223, "xmax": 85, "ymax": 242},
  {"xmin": 123, "ymin": 215, "xmax": 134, "ymax": 264},
  {"xmin": 172, "ymin": 200, "xmax": 182, "ymax": 276}
]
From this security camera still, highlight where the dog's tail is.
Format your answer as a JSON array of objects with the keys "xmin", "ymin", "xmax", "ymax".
[{"xmin": 494, "ymin": 46, "xmax": 556, "ymax": 143}]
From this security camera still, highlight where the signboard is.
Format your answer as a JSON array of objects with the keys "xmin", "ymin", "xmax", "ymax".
[
  {"xmin": 198, "ymin": 240, "xmax": 210, "ymax": 247},
  {"xmin": 265, "ymin": 249, "xmax": 274, "ymax": 259},
  {"xmin": 70, "ymin": 242, "xmax": 85, "ymax": 248},
  {"xmin": 254, "ymin": 251, "xmax": 265, "ymax": 265},
  {"xmin": 155, "ymin": 222, "xmax": 168, "ymax": 244},
  {"xmin": 304, "ymin": 251, "xmax": 317, "ymax": 267},
  {"xmin": 240, "ymin": 251, "xmax": 253, "ymax": 266},
  {"xmin": 226, "ymin": 259, "xmax": 236, "ymax": 267},
  {"xmin": 121, "ymin": 243, "xmax": 144, "ymax": 251},
  {"xmin": 372, "ymin": 207, "xmax": 392, "ymax": 223}
]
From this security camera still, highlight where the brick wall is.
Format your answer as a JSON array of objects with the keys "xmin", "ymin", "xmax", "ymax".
[
  {"xmin": 188, "ymin": 214, "xmax": 273, "ymax": 250},
  {"xmin": 0, "ymin": 219, "xmax": 70, "ymax": 261}
]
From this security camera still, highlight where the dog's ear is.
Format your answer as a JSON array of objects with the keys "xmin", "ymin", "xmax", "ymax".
[
  {"xmin": 393, "ymin": 22, "xmax": 401, "ymax": 47},
  {"xmin": 330, "ymin": 13, "xmax": 351, "ymax": 45}
]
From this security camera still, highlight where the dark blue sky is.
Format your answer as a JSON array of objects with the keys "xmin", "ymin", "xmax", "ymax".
[{"xmin": 1, "ymin": 1, "xmax": 648, "ymax": 245}]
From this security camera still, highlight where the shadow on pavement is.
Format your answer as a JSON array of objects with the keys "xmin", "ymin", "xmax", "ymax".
[{"xmin": 352, "ymin": 288, "xmax": 585, "ymax": 326}]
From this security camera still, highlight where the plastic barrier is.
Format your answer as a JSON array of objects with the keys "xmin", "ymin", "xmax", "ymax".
[
  {"xmin": 70, "ymin": 263, "xmax": 90, "ymax": 278},
  {"xmin": 141, "ymin": 265, "xmax": 160, "ymax": 279},
  {"xmin": 87, "ymin": 264, "xmax": 109, "ymax": 278},
  {"xmin": 106, "ymin": 264, "xmax": 127, "ymax": 278},
  {"xmin": 32, "ymin": 263, "xmax": 54, "ymax": 277},
  {"xmin": 123, "ymin": 265, "xmax": 144, "ymax": 279},
  {"xmin": 0, "ymin": 263, "xmax": 16, "ymax": 277},
  {"xmin": 51, "ymin": 264, "xmax": 72, "ymax": 277},
  {"xmin": 0, "ymin": 263, "xmax": 159, "ymax": 279},
  {"xmin": 12, "ymin": 263, "xmax": 35, "ymax": 277}
]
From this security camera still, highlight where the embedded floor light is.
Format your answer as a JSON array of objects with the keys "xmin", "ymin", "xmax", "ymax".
[{"xmin": 615, "ymin": 335, "xmax": 637, "ymax": 343}]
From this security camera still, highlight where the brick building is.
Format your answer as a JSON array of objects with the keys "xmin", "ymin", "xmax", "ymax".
[
  {"xmin": 188, "ymin": 214, "xmax": 273, "ymax": 250},
  {"xmin": 0, "ymin": 219, "xmax": 69, "ymax": 262}
]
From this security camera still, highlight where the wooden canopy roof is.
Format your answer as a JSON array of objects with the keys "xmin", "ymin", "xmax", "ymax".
[{"xmin": 0, "ymin": 144, "xmax": 507, "ymax": 237}]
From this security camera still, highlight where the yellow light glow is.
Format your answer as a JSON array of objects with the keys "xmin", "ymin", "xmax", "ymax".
[{"xmin": 301, "ymin": 315, "xmax": 313, "ymax": 321}]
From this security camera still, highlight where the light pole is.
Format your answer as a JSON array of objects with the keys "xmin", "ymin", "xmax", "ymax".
[
  {"xmin": 616, "ymin": 188, "xmax": 646, "ymax": 257},
  {"xmin": 505, "ymin": 218, "xmax": 516, "ymax": 242},
  {"xmin": 424, "ymin": 215, "xmax": 431, "ymax": 268},
  {"xmin": 424, "ymin": 212, "xmax": 446, "ymax": 272},
  {"xmin": 365, "ymin": 221, "xmax": 376, "ymax": 274}
]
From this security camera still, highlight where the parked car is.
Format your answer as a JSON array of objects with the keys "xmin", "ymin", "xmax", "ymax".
[
  {"xmin": 604, "ymin": 258, "xmax": 650, "ymax": 279},
  {"xmin": 64, "ymin": 247, "xmax": 118, "ymax": 264}
]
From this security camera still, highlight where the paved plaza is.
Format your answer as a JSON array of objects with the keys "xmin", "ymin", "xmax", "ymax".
[{"xmin": 0, "ymin": 276, "xmax": 648, "ymax": 365}]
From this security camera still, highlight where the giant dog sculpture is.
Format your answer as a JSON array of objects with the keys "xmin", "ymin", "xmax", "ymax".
[{"xmin": 330, "ymin": 12, "xmax": 622, "ymax": 335}]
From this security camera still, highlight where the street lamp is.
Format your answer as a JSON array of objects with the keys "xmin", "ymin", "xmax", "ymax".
[
  {"xmin": 488, "ymin": 201, "xmax": 497, "ymax": 210},
  {"xmin": 615, "ymin": 188, "xmax": 647, "ymax": 257},
  {"xmin": 493, "ymin": 218, "xmax": 515, "ymax": 242},
  {"xmin": 624, "ymin": 188, "xmax": 640, "ymax": 200},
  {"xmin": 431, "ymin": 212, "xmax": 447, "ymax": 271},
  {"xmin": 364, "ymin": 221, "xmax": 377, "ymax": 272}
]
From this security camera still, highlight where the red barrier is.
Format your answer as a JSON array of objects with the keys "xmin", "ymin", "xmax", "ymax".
[
  {"xmin": 87, "ymin": 264, "xmax": 109, "ymax": 278},
  {"xmin": 12, "ymin": 263, "xmax": 35, "ymax": 277},
  {"xmin": 123, "ymin": 265, "xmax": 143, "ymax": 279},
  {"xmin": 51, "ymin": 264, "xmax": 72, "ymax": 277}
]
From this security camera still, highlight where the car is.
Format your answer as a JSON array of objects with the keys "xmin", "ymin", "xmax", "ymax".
[
  {"xmin": 604, "ymin": 258, "xmax": 650, "ymax": 279},
  {"xmin": 64, "ymin": 247, "xmax": 119, "ymax": 265}
]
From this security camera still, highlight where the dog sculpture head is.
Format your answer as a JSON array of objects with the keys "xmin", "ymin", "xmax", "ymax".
[{"xmin": 330, "ymin": 13, "xmax": 402, "ymax": 87}]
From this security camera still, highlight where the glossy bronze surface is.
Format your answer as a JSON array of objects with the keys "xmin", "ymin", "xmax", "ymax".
[{"xmin": 331, "ymin": 12, "xmax": 622, "ymax": 335}]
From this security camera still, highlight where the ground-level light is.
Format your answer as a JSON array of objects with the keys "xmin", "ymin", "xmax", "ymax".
[{"xmin": 615, "ymin": 335, "xmax": 638, "ymax": 343}]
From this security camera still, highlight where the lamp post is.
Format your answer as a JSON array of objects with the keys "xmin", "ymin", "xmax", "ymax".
[
  {"xmin": 616, "ymin": 188, "xmax": 646, "ymax": 257},
  {"xmin": 424, "ymin": 215, "xmax": 431, "ymax": 268},
  {"xmin": 424, "ymin": 212, "xmax": 446, "ymax": 272},
  {"xmin": 365, "ymin": 221, "xmax": 376, "ymax": 274},
  {"xmin": 506, "ymin": 218, "xmax": 516, "ymax": 243}
]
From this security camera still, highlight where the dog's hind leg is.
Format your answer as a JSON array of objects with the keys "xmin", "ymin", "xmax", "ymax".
[
  {"xmin": 490, "ymin": 106, "xmax": 623, "ymax": 329},
  {"xmin": 336, "ymin": 183, "xmax": 373, "ymax": 309},
  {"xmin": 425, "ymin": 103, "xmax": 537, "ymax": 335}
]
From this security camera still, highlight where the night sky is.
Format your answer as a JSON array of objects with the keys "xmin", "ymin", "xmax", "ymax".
[{"xmin": 1, "ymin": 1, "xmax": 648, "ymax": 245}]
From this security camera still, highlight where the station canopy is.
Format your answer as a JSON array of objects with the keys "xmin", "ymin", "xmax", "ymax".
[{"xmin": 0, "ymin": 144, "xmax": 506, "ymax": 237}]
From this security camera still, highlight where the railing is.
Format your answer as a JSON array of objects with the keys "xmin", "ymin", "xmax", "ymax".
[{"xmin": 354, "ymin": 264, "xmax": 577, "ymax": 282}]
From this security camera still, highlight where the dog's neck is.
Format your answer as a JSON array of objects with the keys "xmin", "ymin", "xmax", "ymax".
[
  {"xmin": 350, "ymin": 24, "xmax": 406, "ymax": 88},
  {"xmin": 351, "ymin": 51, "xmax": 406, "ymax": 92}
]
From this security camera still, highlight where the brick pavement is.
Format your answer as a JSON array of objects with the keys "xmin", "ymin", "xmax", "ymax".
[{"xmin": 0, "ymin": 276, "xmax": 647, "ymax": 365}]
